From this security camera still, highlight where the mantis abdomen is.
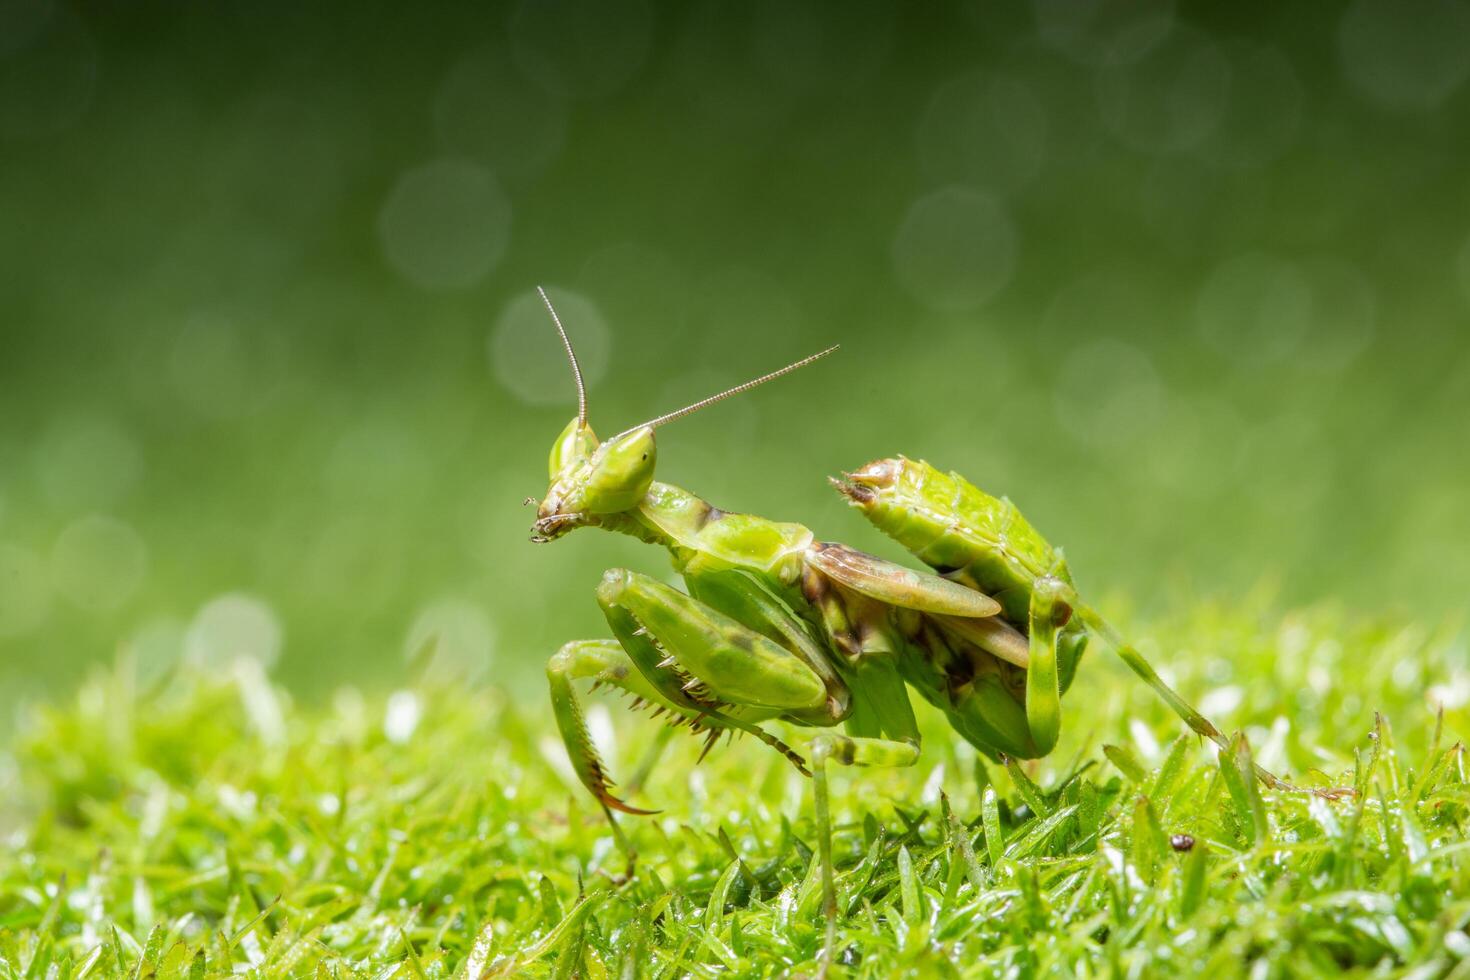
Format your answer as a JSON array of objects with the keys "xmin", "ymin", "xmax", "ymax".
[{"xmin": 833, "ymin": 456, "xmax": 1071, "ymax": 624}]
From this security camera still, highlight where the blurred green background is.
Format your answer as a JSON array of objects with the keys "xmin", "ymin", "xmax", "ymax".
[{"xmin": 2, "ymin": 0, "xmax": 1468, "ymax": 722}]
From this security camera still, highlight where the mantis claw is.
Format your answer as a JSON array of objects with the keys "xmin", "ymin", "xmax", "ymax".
[{"xmin": 600, "ymin": 793, "xmax": 659, "ymax": 816}]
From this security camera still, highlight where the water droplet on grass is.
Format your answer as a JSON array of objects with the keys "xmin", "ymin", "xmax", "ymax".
[{"xmin": 384, "ymin": 690, "xmax": 421, "ymax": 744}]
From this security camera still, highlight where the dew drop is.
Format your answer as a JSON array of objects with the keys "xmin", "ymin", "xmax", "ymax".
[{"xmin": 384, "ymin": 690, "xmax": 422, "ymax": 744}]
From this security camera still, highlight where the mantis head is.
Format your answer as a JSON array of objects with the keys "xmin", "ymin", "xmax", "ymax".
[
  {"xmin": 533, "ymin": 420, "xmax": 657, "ymax": 542},
  {"xmin": 526, "ymin": 286, "xmax": 837, "ymax": 543}
]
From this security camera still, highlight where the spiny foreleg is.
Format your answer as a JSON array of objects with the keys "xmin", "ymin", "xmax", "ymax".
[{"xmin": 546, "ymin": 639, "xmax": 695, "ymax": 817}]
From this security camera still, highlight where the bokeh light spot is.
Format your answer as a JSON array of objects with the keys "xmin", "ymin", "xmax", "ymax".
[
  {"xmin": 1042, "ymin": 266, "xmax": 1157, "ymax": 340},
  {"xmin": 1053, "ymin": 339, "xmax": 1165, "ymax": 451},
  {"xmin": 0, "ymin": 0, "xmax": 55, "ymax": 58},
  {"xmin": 433, "ymin": 46, "xmax": 567, "ymax": 183},
  {"xmin": 1137, "ymin": 157, "xmax": 1221, "ymax": 255},
  {"xmin": 917, "ymin": 72, "xmax": 1049, "ymax": 193},
  {"xmin": 892, "ymin": 186, "xmax": 1018, "ymax": 312},
  {"xmin": 384, "ymin": 690, "xmax": 421, "ymax": 743},
  {"xmin": 1032, "ymin": 0, "xmax": 1174, "ymax": 67},
  {"xmin": 1199, "ymin": 42, "xmax": 1303, "ymax": 170},
  {"xmin": 34, "ymin": 414, "xmax": 143, "ymax": 512},
  {"xmin": 1456, "ymin": 233, "xmax": 1470, "ymax": 307},
  {"xmin": 687, "ymin": 267, "xmax": 804, "ymax": 363},
  {"xmin": 169, "ymin": 315, "xmax": 288, "ymax": 421},
  {"xmin": 1299, "ymin": 257, "xmax": 1377, "ymax": 372},
  {"xmin": 510, "ymin": 0, "xmax": 653, "ymax": 99},
  {"xmin": 125, "ymin": 617, "xmax": 186, "ymax": 684},
  {"xmin": 1194, "ymin": 252, "xmax": 1313, "ymax": 366},
  {"xmin": 51, "ymin": 514, "xmax": 147, "ymax": 612},
  {"xmin": 490, "ymin": 287, "xmax": 611, "ymax": 409},
  {"xmin": 750, "ymin": 0, "xmax": 894, "ymax": 96},
  {"xmin": 378, "ymin": 158, "xmax": 511, "ymax": 291},
  {"xmin": 579, "ymin": 241, "xmax": 692, "ymax": 332},
  {"xmin": 0, "ymin": 0, "xmax": 96, "ymax": 140},
  {"xmin": 0, "ymin": 542, "xmax": 50, "ymax": 638},
  {"xmin": 324, "ymin": 421, "xmax": 427, "ymax": 502},
  {"xmin": 186, "ymin": 593, "xmax": 283, "ymax": 668},
  {"xmin": 405, "ymin": 598, "xmax": 496, "ymax": 681},
  {"xmin": 1338, "ymin": 0, "xmax": 1470, "ymax": 111},
  {"xmin": 1096, "ymin": 28, "xmax": 1231, "ymax": 153}
]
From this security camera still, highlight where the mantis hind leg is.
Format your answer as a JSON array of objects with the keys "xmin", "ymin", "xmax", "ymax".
[{"xmin": 1071, "ymin": 603, "xmax": 1336, "ymax": 795}]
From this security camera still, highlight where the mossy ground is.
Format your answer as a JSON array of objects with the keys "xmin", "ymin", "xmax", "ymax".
[{"xmin": 2, "ymin": 600, "xmax": 1468, "ymax": 977}]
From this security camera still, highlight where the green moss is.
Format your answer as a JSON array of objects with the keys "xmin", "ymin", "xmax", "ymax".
[{"xmin": 2, "ymin": 601, "xmax": 1468, "ymax": 977}]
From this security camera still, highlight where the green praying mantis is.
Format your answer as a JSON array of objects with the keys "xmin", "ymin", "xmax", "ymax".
[{"xmin": 526, "ymin": 287, "xmax": 1343, "ymax": 958}]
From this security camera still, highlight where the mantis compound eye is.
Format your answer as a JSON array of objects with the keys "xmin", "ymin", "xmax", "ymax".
[{"xmin": 579, "ymin": 427, "xmax": 656, "ymax": 514}]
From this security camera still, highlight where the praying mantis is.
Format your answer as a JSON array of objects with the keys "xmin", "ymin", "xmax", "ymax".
[{"xmin": 526, "ymin": 287, "xmax": 1341, "ymax": 962}]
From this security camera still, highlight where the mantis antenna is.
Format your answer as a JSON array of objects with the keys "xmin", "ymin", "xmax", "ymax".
[
  {"xmin": 537, "ymin": 285, "xmax": 587, "ymax": 427},
  {"xmin": 612, "ymin": 344, "xmax": 839, "ymax": 439}
]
